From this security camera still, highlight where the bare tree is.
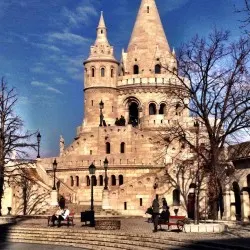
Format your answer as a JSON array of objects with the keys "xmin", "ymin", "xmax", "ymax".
[
  {"xmin": 161, "ymin": 30, "xmax": 250, "ymax": 220},
  {"xmin": 236, "ymin": 0, "xmax": 250, "ymax": 31},
  {"xmin": 0, "ymin": 77, "xmax": 37, "ymax": 216}
]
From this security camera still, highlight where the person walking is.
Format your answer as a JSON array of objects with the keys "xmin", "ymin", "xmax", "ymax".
[{"xmin": 152, "ymin": 194, "xmax": 160, "ymax": 232}]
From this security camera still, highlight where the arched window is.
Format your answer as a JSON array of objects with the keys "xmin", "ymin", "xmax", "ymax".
[
  {"xmin": 111, "ymin": 175, "xmax": 116, "ymax": 186},
  {"xmin": 101, "ymin": 68, "xmax": 105, "ymax": 77},
  {"xmin": 159, "ymin": 103, "xmax": 166, "ymax": 114},
  {"xmin": 91, "ymin": 68, "xmax": 95, "ymax": 77},
  {"xmin": 101, "ymin": 30, "xmax": 103, "ymax": 34},
  {"xmin": 120, "ymin": 142, "xmax": 125, "ymax": 153},
  {"xmin": 86, "ymin": 176, "xmax": 90, "ymax": 186},
  {"xmin": 155, "ymin": 64, "xmax": 161, "ymax": 74},
  {"xmin": 70, "ymin": 176, "xmax": 74, "ymax": 187},
  {"xmin": 111, "ymin": 68, "xmax": 114, "ymax": 78},
  {"xmin": 147, "ymin": 6, "xmax": 149, "ymax": 13},
  {"xmin": 173, "ymin": 189, "xmax": 180, "ymax": 206},
  {"xmin": 92, "ymin": 175, "xmax": 97, "ymax": 186},
  {"xmin": 75, "ymin": 176, "xmax": 79, "ymax": 187},
  {"xmin": 99, "ymin": 175, "xmax": 103, "ymax": 186},
  {"xmin": 119, "ymin": 175, "xmax": 123, "ymax": 186},
  {"xmin": 106, "ymin": 142, "xmax": 111, "ymax": 154},
  {"xmin": 133, "ymin": 65, "xmax": 139, "ymax": 74},
  {"xmin": 149, "ymin": 103, "xmax": 157, "ymax": 115}
]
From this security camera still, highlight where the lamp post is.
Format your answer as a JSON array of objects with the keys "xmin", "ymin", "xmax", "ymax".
[
  {"xmin": 89, "ymin": 162, "xmax": 96, "ymax": 211},
  {"xmin": 99, "ymin": 100, "xmax": 104, "ymax": 127},
  {"xmin": 52, "ymin": 159, "xmax": 57, "ymax": 190},
  {"xmin": 194, "ymin": 120, "xmax": 200, "ymax": 224},
  {"xmin": 37, "ymin": 132, "xmax": 41, "ymax": 158},
  {"xmin": 104, "ymin": 157, "xmax": 109, "ymax": 190}
]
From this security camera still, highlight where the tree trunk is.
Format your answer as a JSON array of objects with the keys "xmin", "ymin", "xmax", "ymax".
[{"xmin": 0, "ymin": 172, "xmax": 4, "ymax": 216}]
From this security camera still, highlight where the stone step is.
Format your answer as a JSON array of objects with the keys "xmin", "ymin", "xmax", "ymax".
[
  {"xmin": 4, "ymin": 235, "xmax": 157, "ymax": 250},
  {"xmin": 5, "ymin": 226, "xmax": 250, "ymax": 250},
  {"xmin": 3, "ymin": 228, "xmax": 232, "ymax": 250},
  {"xmin": 5, "ymin": 232, "xmax": 186, "ymax": 250}
]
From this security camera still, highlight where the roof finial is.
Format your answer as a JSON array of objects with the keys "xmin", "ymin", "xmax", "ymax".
[{"xmin": 98, "ymin": 11, "xmax": 106, "ymax": 29}]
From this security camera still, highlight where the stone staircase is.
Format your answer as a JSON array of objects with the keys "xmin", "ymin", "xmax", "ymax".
[{"xmin": 1, "ymin": 226, "xmax": 248, "ymax": 250}]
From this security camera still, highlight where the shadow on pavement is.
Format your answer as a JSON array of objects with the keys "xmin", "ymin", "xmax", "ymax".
[
  {"xmin": 0, "ymin": 216, "xmax": 31, "ymax": 244},
  {"xmin": 170, "ymin": 237, "xmax": 250, "ymax": 250}
]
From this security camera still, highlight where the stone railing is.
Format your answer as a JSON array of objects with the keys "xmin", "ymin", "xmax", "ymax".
[{"xmin": 117, "ymin": 75, "xmax": 180, "ymax": 86}]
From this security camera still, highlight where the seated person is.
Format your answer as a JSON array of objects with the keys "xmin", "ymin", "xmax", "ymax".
[
  {"xmin": 51, "ymin": 206, "xmax": 70, "ymax": 227},
  {"xmin": 159, "ymin": 206, "xmax": 170, "ymax": 224}
]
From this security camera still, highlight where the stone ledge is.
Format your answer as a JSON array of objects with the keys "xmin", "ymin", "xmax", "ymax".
[
  {"xmin": 185, "ymin": 223, "xmax": 226, "ymax": 233},
  {"xmin": 0, "ymin": 216, "xmax": 17, "ymax": 225},
  {"xmin": 95, "ymin": 220, "xmax": 121, "ymax": 230}
]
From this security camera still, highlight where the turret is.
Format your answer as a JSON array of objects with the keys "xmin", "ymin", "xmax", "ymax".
[
  {"xmin": 121, "ymin": 0, "xmax": 177, "ymax": 76},
  {"xmin": 83, "ymin": 12, "xmax": 119, "ymax": 127}
]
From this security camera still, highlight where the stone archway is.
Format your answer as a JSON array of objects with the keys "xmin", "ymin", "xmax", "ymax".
[
  {"xmin": 129, "ymin": 102, "xmax": 139, "ymax": 126},
  {"xmin": 232, "ymin": 181, "xmax": 241, "ymax": 221}
]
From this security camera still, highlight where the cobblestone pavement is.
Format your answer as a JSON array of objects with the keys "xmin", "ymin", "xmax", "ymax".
[
  {"xmin": 14, "ymin": 216, "xmax": 250, "ymax": 242},
  {"xmin": 0, "ymin": 243, "xmax": 87, "ymax": 250}
]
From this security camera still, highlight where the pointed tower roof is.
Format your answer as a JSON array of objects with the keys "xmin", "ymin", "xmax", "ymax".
[
  {"xmin": 124, "ymin": 0, "xmax": 174, "ymax": 76},
  {"xmin": 98, "ymin": 11, "xmax": 106, "ymax": 29},
  {"xmin": 85, "ymin": 12, "xmax": 117, "ymax": 62}
]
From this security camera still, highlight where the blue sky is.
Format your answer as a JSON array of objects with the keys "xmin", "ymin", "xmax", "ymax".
[{"xmin": 0, "ymin": 0, "xmax": 246, "ymax": 158}]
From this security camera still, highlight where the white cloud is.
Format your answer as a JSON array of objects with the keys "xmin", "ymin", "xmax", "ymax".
[
  {"xmin": 34, "ymin": 43, "xmax": 61, "ymax": 52},
  {"xmin": 31, "ymin": 81, "xmax": 47, "ymax": 87},
  {"xmin": 61, "ymin": 2, "xmax": 98, "ymax": 28},
  {"xmin": 31, "ymin": 81, "xmax": 63, "ymax": 95},
  {"xmin": 160, "ymin": 0, "xmax": 190, "ymax": 12},
  {"xmin": 47, "ymin": 87, "xmax": 63, "ymax": 95},
  {"xmin": 47, "ymin": 32, "xmax": 90, "ymax": 45}
]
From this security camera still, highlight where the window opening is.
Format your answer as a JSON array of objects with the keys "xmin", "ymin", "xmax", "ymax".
[
  {"xmin": 101, "ymin": 68, "xmax": 105, "ymax": 77},
  {"xmin": 91, "ymin": 68, "xmax": 95, "ymax": 77},
  {"xmin": 149, "ymin": 103, "xmax": 157, "ymax": 115},
  {"xmin": 133, "ymin": 65, "xmax": 139, "ymax": 74},
  {"xmin": 155, "ymin": 64, "xmax": 161, "ymax": 74},
  {"xmin": 106, "ymin": 142, "xmax": 111, "ymax": 154},
  {"xmin": 120, "ymin": 142, "xmax": 125, "ymax": 153}
]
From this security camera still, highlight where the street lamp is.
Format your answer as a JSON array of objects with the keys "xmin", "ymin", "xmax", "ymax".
[
  {"xmin": 194, "ymin": 120, "xmax": 200, "ymax": 224},
  {"xmin": 37, "ymin": 132, "xmax": 41, "ymax": 158},
  {"xmin": 103, "ymin": 157, "xmax": 109, "ymax": 190},
  {"xmin": 52, "ymin": 159, "xmax": 57, "ymax": 190},
  {"xmin": 99, "ymin": 100, "xmax": 104, "ymax": 127},
  {"xmin": 89, "ymin": 162, "xmax": 96, "ymax": 211}
]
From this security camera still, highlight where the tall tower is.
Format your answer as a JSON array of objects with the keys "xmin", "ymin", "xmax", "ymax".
[
  {"xmin": 83, "ymin": 12, "xmax": 119, "ymax": 127},
  {"xmin": 121, "ymin": 0, "xmax": 176, "ymax": 76}
]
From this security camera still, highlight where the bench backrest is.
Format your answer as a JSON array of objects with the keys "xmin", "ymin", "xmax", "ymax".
[{"xmin": 169, "ymin": 216, "xmax": 185, "ymax": 223}]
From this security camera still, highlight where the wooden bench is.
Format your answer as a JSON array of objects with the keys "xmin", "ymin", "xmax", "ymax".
[
  {"xmin": 159, "ymin": 215, "xmax": 188, "ymax": 232},
  {"xmin": 48, "ymin": 212, "xmax": 75, "ymax": 227}
]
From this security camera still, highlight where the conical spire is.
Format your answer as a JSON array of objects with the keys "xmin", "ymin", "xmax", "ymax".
[
  {"xmin": 98, "ymin": 11, "xmax": 106, "ymax": 29},
  {"xmin": 95, "ymin": 11, "xmax": 109, "ymax": 45},
  {"xmin": 85, "ymin": 11, "xmax": 117, "ymax": 62},
  {"xmin": 124, "ymin": 0, "xmax": 173, "ymax": 75}
]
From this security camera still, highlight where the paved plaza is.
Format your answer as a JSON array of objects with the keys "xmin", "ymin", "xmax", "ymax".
[
  {"xmin": 0, "ymin": 243, "xmax": 87, "ymax": 250},
  {"xmin": 6, "ymin": 216, "xmax": 250, "ymax": 247}
]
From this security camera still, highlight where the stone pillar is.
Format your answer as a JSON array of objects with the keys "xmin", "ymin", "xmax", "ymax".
[
  {"xmin": 222, "ymin": 184, "xmax": 231, "ymax": 220},
  {"xmin": 230, "ymin": 190, "xmax": 236, "ymax": 221},
  {"xmin": 50, "ymin": 190, "xmax": 58, "ymax": 206},
  {"xmin": 102, "ymin": 189, "xmax": 111, "ymax": 210},
  {"xmin": 241, "ymin": 191, "xmax": 249, "ymax": 222}
]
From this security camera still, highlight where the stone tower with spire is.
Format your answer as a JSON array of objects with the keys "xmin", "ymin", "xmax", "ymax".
[
  {"xmin": 19, "ymin": 0, "xmax": 192, "ymax": 217},
  {"xmin": 83, "ymin": 12, "xmax": 119, "ymax": 127}
]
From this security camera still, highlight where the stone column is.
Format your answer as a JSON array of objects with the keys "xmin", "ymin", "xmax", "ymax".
[
  {"xmin": 102, "ymin": 189, "xmax": 111, "ymax": 210},
  {"xmin": 241, "ymin": 190, "xmax": 249, "ymax": 222},
  {"xmin": 50, "ymin": 190, "xmax": 58, "ymax": 206},
  {"xmin": 230, "ymin": 190, "xmax": 236, "ymax": 221},
  {"xmin": 222, "ymin": 184, "xmax": 231, "ymax": 220}
]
